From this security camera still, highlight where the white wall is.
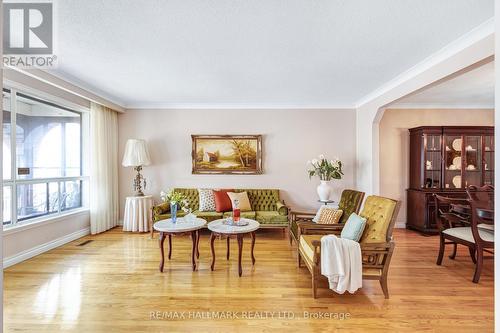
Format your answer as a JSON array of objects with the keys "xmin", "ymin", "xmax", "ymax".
[
  {"xmin": 356, "ymin": 23, "xmax": 494, "ymax": 195},
  {"xmin": 379, "ymin": 108, "xmax": 494, "ymax": 227},
  {"xmin": 118, "ymin": 108, "xmax": 356, "ymax": 216}
]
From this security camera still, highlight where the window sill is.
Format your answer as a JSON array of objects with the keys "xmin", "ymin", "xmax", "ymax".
[{"xmin": 3, "ymin": 208, "xmax": 90, "ymax": 236}]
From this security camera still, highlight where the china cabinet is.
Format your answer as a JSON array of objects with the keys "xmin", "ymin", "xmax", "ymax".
[{"xmin": 406, "ymin": 126, "xmax": 494, "ymax": 234}]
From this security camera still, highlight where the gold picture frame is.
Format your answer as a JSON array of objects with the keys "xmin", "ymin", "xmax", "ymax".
[{"xmin": 191, "ymin": 135, "xmax": 263, "ymax": 174}]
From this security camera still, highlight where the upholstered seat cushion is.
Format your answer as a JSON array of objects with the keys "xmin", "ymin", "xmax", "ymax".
[
  {"xmin": 154, "ymin": 211, "xmax": 187, "ymax": 222},
  {"xmin": 359, "ymin": 196, "xmax": 397, "ymax": 243},
  {"xmin": 443, "ymin": 227, "xmax": 494, "ymax": 243},
  {"xmin": 300, "ymin": 234, "xmax": 384, "ymax": 278},
  {"xmin": 255, "ymin": 211, "xmax": 288, "ymax": 224},
  {"xmin": 192, "ymin": 211, "xmax": 223, "ymax": 222},
  {"xmin": 223, "ymin": 211, "xmax": 256, "ymax": 220},
  {"xmin": 299, "ymin": 235, "xmax": 322, "ymax": 262}
]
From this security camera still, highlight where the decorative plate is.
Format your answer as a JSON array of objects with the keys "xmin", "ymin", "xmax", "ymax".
[
  {"xmin": 452, "ymin": 139, "xmax": 462, "ymax": 151},
  {"xmin": 452, "ymin": 156, "xmax": 461, "ymax": 169},
  {"xmin": 452, "ymin": 175, "xmax": 462, "ymax": 188}
]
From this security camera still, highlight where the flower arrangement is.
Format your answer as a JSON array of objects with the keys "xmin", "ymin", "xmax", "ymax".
[
  {"xmin": 307, "ymin": 154, "xmax": 343, "ymax": 181},
  {"xmin": 160, "ymin": 189, "xmax": 190, "ymax": 212}
]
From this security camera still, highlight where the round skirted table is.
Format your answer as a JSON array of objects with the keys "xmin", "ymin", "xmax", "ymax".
[
  {"xmin": 123, "ymin": 195, "xmax": 153, "ymax": 232},
  {"xmin": 207, "ymin": 218, "xmax": 260, "ymax": 277},
  {"xmin": 153, "ymin": 217, "xmax": 207, "ymax": 272}
]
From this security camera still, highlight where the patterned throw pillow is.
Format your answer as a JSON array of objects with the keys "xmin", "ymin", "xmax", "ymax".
[
  {"xmin": 198, "ymin": 189, "xmax": 216, "ymax": 212},
  {"xmin": 312, "ymin": 204, "xmax": 338, "ymax": 223},
  {"xmin": 317, "ymin": 208, "xmax": 343, "ymax": 224}
]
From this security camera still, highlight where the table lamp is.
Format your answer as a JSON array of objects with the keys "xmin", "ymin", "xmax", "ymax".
[{"xmin": 122, "ymin": 139, "xmax": 151, "ymax": 196}]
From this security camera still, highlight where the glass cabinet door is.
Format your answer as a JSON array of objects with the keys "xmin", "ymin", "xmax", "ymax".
[
  {"xmin": 443, "ymin": 135, "xmax": 462, "ymax": 189},
  {"xmin": 422, "ymin": 134, "xmax": 441, "ymax": 189},
  {"xmin": 463, "ymin": 136, "xmax": 481, "ymax": 187},
  {"xmin": 483, "ymin": 135, "xmax": 494, "ymax": 186}
]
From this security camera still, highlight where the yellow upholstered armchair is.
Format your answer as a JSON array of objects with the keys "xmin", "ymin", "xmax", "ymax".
[
  {"xmin": 298, "ymin": 195, "xmax": 401, "ymax": 298},
  {"xmin": 288, "ymin": 189, "xmax": 365, "ymax": 246}
]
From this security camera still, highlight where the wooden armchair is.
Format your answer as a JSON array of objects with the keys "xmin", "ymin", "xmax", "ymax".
[
  {"xmin": 297, "ymin": 195, "xmax": 400, "ymax": 298},
  {"xmin": 288, "ymin": 189, "xmax": 365, "ymax": 245}
]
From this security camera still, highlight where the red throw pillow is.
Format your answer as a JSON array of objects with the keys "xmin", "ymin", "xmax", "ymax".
[{"xmin": 213, "ymin": 189, "xmax": 234, "ymax": 212}]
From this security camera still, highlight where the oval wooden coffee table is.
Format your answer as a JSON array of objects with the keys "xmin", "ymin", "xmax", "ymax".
[
  {"xmin": 207, "ymin": 218, "xmax": 260, "ymax": 277},
  {"xmin": 154, "ymin": 217, "xmax": 207, "ymax": 272}
]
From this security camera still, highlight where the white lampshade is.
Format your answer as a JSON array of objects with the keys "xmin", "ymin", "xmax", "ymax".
[{"xmin": 122, "ymin": 139, "xmax": 151, "ymax": 167}]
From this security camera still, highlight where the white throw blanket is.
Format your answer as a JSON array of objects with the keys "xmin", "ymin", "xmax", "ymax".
[{"xmin": 320, "ymin": 234, "xmax": 362, "ymax": 294}]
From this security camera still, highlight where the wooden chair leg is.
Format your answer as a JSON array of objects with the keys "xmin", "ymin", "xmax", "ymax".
[
  {"xmin": 473, "ymin": 246, "xmax": 484, "ymax": 283},
  {"xmin": 297, "ymin": 251, "xmax": 302, "ymax": 267},
  {"xmin": 436, "ymin": 234, "xmax": 445, "ymax": 265},
  {"xmin": 449, "ymin": 243, "xmax": 457, "ymax": 260},
  {"xmin": 380, "ymin": 276, "xmax": 389, "ymax": 299},
  {"xmin": 468, "ymin": 247, "xmax": 477, "ymax": 264},
  {"xmin": 311, "ymin": 272, "xmax": 317, "ymax": 299}
]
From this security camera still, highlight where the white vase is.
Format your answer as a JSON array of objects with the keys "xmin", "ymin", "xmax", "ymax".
[{"xmin": 316, "ymin": 180, "xmax": 332, "ymax": 201}]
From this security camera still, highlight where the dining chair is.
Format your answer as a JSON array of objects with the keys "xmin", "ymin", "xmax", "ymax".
[{"xmin": 467, "ymin": 185, "xmax": 494, "ymax": 283}]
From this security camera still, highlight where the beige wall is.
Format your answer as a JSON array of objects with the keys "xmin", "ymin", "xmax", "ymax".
[
  {"xmin": 379, "ymin": 108, "xmax": 494, "ymax": 226},
  {"xmin": 118, "ymin": 108, "xmax": 357, "ymax": 216}
]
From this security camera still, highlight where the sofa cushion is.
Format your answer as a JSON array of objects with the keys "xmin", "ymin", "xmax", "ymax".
[
  {"xmin": 227, "ymin": 192, "xmax": 252, "ymax": 211},
  {"xmin": 153, "ymin": 211, "xmax": 187, "ymax": 222},
  {"xmin": 359, "ymin": 196, "xmax": 397, "ymax": 243},
  {"xmin": 223, "ymin": 211, "xmax": 256, "ymax": 220},
  {"xmin": 173, "ymin": 188, "xmax": 200, "ymax": 211},
  {"xmin": 198, "ymin": 189, "xmax": 216, "ymax": 211},
  {"xmin": 214, "ymin": 189, "xmax": 234, "ymax": 212},
  {"xmin": 255, "ymin": 211, "xmax": 288, "ymax": 224},
  {"xmin": 192, "ymin": 210, "xmax": 223, "ymax": 222},
  {"xmin": 238, "ymin": 189, "xmax": 280, "ymax": 211}
]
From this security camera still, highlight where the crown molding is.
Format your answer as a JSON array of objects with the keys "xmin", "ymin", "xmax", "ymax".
[
  {"xmin": 355, "ymin": 18, "xmax": 494, "ymax": 108},
  {"xmin": 124, "ymin": 102, "xmax": 356, "ymax": 110},
  {"xmin": 387, "ymin": 102, "xmax": 494, "ymax": 109}
]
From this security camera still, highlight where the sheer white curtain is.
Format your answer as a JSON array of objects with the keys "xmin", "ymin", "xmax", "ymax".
[{"xmin": 90, "ymin": 102, "xmax": 119, "ymax": 234}]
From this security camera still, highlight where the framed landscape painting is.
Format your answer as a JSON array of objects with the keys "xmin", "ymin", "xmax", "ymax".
[{"xmin": 192, "ymin": 135, "xmax": 263, "ymax": 174}]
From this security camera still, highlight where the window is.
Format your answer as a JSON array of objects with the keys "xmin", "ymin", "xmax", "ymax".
[{"xmin": 2, "ymin": 88, "xmax": 87, "ymax": 227}]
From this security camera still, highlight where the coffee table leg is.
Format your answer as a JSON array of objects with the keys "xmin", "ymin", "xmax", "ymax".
[
  {"xmin": 159, "ymin": 232, "xmax": 165, "ymax": 272},
  {"xmin": 226, "ymin": 236, "xmax": 230, "ymax": 260},
  {"xmin": 251, "ymin": 231, "xmax": 256, "ymax": 265},
  {"xmin": 196, "ymin": 230, "xmax": 200, "ymax": 259},
  {"xmin": 237, "ymin": 234, "xmax": 243, "ymax": 277},
  {"xmin": 168, "ymin": 234, "xmax": 172, "ymax": 260},
  {"xmin": 191, "ymin": 231, "xmax": 197, "ymax": 271},
  {"xmin": 210, "ymin": 233, "xmax": 216, "ymax": 271}
]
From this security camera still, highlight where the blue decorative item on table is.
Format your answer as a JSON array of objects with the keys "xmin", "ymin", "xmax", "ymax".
[{"xmin": 170, "ymin": 202, "xmax": 178, "ymax": 223}]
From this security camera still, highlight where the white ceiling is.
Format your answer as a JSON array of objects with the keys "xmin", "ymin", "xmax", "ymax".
[
  {"xmin": 48, "ymin": 0, "xmax": 494, "ymax": 108},
  {"xmin": 390, "ymin": 61, "xmax": 494, "ymax": 108}
]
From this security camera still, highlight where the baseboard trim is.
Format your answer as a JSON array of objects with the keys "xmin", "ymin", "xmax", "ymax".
[
  {"xmin": 3, "ymin": 227, "xmax": 91, "ymax": 268},
  {"xmin": 395, "ymin": 221, "xmax": 406, "ymax": 229}
]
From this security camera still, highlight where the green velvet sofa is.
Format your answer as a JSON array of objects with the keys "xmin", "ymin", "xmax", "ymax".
[{"xmin": 152, "ymin": 188, "xmax": 289, "ymax": 229}]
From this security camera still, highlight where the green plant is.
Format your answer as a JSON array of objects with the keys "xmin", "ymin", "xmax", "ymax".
[
  {"xmin": 307, "ymin": 155, "xmax": 343, "ymax": 181},
  {"xmin": 160, "ymin": 189, "xmax": 189, "ymax": 212}
]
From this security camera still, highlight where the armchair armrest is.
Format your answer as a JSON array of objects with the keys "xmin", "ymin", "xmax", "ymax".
[
  {"xmin": 276, "ymin": 201, "xmax": 289, "ymax": 216},
  {"xmin": 298, "ymin": 221, "xmax": 344, "ymax": 235},
  {"xmin": 311, "ymin": 240, "xmax": 321, "ymax": 264},
  {"xmin": 152, "ymin": 202, "xmax": 170, "ymax": 219}
]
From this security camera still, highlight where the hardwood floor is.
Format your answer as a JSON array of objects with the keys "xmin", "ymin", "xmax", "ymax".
[{"xmin": 4, "ymin": 228, "xmax": 494, "ymax": 332}]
